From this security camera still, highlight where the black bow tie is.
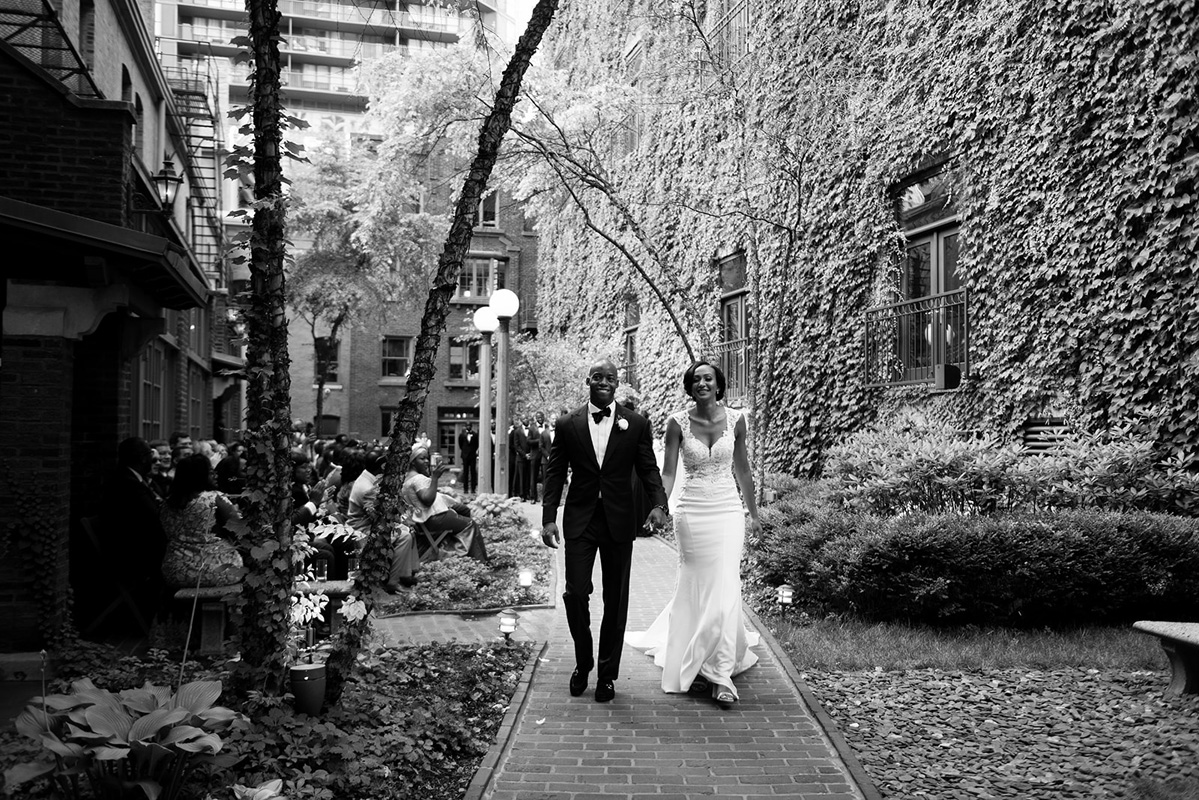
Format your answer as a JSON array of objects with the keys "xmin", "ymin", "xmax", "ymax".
[{"xmin": 591, "ymin": 406, "xmax": 611, "ymax": 424}]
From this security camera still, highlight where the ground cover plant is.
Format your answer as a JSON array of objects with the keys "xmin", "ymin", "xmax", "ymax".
[
  {"xmin": 375, "ymin": 494, "xmax": 553, "ymax": 614},
  {"xmin": 0, "ymin": 634, "xmax": 532, "ymax": 800}
]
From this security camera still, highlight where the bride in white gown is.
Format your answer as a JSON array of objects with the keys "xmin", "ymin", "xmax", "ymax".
[{"xmin": 626, "ymin": 361, "xmax": 761, "ymax": 708}]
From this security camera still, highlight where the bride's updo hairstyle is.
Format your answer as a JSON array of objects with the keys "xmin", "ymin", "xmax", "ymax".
[{"xmin": 682, "ymin": 359, "xmax": 727, "ymax": 401}]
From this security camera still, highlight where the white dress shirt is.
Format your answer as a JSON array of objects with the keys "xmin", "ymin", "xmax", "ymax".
[{"xmin": 588, "ymin": 402, "xmax": 615, "ymax": 468}]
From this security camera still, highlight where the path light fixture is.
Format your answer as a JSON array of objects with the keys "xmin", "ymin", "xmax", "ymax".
[
  {"xmin": 489, "ymin": 289, "xmax": 519, "ymax": 497},
  {"xmin": 151, "ymin": 159, "xmax": 183, "ymax": 211},
  {"xmin": 472, "ymin": 306, "xmax": 499, "ymax": 494},
  {"xmin": 776, "ymin": 583, "xmax": 795, "ymax": 607},
  {"xmin": 498, "ymin": 608, "xmax": 520, "ymax": 641},
  {"xmin": 518, "ymin": 569, "xmax": 534, "ymax": 588}
]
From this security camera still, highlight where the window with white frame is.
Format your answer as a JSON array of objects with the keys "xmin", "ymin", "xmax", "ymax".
[
  {"xmin": 621, "ymin": 37, "xmax": 645, "ymax": 157},
  {"xmin": 455, "ymin": 257, "xmax": 506, "ymax": 300},
  {"xmin": 475, "ymin": 192, "xmax": 498, "ymax": 228},
  {"xmin": 448, "ymin": 339, "xmax": 481, "ymax": 381},
  {"xmin": 314, "ymin": 336, "xmax": 339, "ymax": 383},
  {"xmin": 138, "ymin": 340, "xmax": 166, "ymax": 440},
  {"xmin": 381, "ymin": 336, "xmax": 413, "ymax": 379}
]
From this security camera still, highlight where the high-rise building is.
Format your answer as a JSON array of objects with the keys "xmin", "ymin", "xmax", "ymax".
[{"xmin": 156, "ymin": 0, "xmax": 540, "ymax": 479}]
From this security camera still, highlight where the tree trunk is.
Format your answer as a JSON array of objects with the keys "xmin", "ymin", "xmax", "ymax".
[
  {"xmin": 231, "ymin": 0, "xmax": 295, "ymax": 698},
  {"xmin": 323, "ymin": 0, "xmax": 561, "ymax": 702}
]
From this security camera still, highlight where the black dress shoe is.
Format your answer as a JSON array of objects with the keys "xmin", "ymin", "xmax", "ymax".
[
  {"xmin": 594, "ymin": 679, "xmax": 615, "ymax": 703},
  {"xmin": 569, "ymin": 669, "xmax": 588, "ymax": 697}
]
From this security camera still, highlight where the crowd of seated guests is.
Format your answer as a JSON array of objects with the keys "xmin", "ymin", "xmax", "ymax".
[{"xmin": 81, "ymin": 428, "xmax": 495, "ymax": 638}]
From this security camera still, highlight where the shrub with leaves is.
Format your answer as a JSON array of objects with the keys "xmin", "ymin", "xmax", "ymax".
[
  {"xmin": 825, "ymin": 420, "xmax": 1199, "ymax": 516},
  {"xmin": 748, "ymin": 507, "xmax": 1199, "ymax": 627},
  {"xmin": 5, "ymin": 679, "xmax": 248, "ymax": 800}
]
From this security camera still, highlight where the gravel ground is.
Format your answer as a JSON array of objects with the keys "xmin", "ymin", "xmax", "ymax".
[{"xmin": 802, "ymin": 668, "xmax": 1199, "ymax": 799}]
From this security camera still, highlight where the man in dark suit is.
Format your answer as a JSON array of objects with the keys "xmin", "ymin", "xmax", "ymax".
[
  {"xmin": 526, "ymin": 414, "xmax": 543, "ymax": 502},
  {"xmin": 536, "ymin": 411, "xmax": 553, "ymax": 501},
  {"xmin": 541, "ymin": 358, "xmax": 669, "ymax": 703},
  {"xmin": 458, "ymin": 424, "xmax": 479, "ymax": 494},
  {"xmin": 509, "ymin": 419, "xmax": 529, "ymax": 499},
  {"xmin": 93, "ymin": 437, "xmax": 168, "ymax": 635}
]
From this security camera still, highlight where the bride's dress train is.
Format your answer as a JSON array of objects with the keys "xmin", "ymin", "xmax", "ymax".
[{"xmin": 626, "ymin": 407, "xmax": 759, "ymax": 698}]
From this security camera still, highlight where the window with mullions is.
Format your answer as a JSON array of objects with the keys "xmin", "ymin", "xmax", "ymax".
[
  {"xmin": 865, "ymin": 165, "xmax": 969, "ymax": 388},
  {"xmin": 702, "ymin": 0, "xmax": 753, "ymax": 72},
  {"xmin": 314, "ymin": 336, "xmax": 339, "ymax": 383},
  {"xmin": 456, "ymin": 257, "xmax": 506, "ymax": 300},
  {"xmin": 623, "ymin": 298, "xmax": 640, "ymax": 389},
  {"xmin": 474, "ymin": 192, "xmax": 498, "ymax": 228},
  {"xmin": 715, "ymin": 252, "xmax": 749, "ymax": 404},
  {"xmin": 448, "ymin": 339, "xmax": 481, "ymax": 381},
  {"xmin": 381, "ymin": 336, "xmax": 412, "ymax": 379}
]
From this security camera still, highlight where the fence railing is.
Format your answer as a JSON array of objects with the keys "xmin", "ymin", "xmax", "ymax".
[
  {"xmin": 711, "ymin": 337, "xmax": 751, "ymax": 405},
  {"xmin": 864, "ymin": 289, "xmax": 968, "ymax": 387}
]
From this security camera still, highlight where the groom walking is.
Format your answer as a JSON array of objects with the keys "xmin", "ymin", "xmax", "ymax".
[{"xmin": 542, "ymin": 358, "xmax": 669, "ymax": 702}]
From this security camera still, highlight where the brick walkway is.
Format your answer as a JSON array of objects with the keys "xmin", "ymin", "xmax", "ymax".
[{"xmin": 374, "ymin": 502, "xmax": 878, "ymax": 800}]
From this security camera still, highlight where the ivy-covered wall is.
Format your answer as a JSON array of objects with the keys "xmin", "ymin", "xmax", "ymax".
[{"xmin": 530, "ymin": 0, "xmax": 1198, "ymax": 475}]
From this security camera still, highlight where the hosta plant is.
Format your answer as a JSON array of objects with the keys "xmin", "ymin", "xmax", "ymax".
[{"xmin": 4, "ymin": 678, "xmax": 249, "ymax": 800}]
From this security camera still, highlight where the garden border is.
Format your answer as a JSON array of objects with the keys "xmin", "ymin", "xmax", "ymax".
[
  {"xmin": 462, "ymin": 639, "xmax": 549, "ymax": 800},
  {"xmin": 743, "ymin": 602, "xmax": 886, "ymax": 800}
]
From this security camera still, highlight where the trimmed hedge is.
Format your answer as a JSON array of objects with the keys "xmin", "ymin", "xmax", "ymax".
[{"xmin": 747, "ymin": 504, "xmax": 1199, "ymax": 627}]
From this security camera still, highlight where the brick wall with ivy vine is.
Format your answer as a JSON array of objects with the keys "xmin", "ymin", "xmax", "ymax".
[{"xmin": 531, "ymin": 0, "xmax": 1198, "ymax": 475}]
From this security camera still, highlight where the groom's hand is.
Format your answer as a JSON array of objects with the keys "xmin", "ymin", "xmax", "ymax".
[
  {"xmin": 645, "ymin": 506, "xmax": 669, "ymax": 532},
  {"xmin": 541, "ymin": 522, "xmax": 560, "ymax": 549}
]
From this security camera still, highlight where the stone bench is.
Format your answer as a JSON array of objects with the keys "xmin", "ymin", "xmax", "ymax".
[
  {"xmin": 1133, "ymin": 620, "xmax": 1199, "ymax": 695},
  {"xmin": 173, "ymin": 579, "xmax": 355, "ymax": 655}
]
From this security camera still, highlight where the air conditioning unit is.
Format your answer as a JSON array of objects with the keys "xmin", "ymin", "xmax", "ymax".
[{"xmin": 934, "ymin": 364, "xmax": 961, "ymax": 391}]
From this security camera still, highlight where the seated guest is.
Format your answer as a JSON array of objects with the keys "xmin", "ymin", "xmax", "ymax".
[
  {"xmin": 148, "ymin": 438, "xmax": 172, "ymax": 500},
  {"xmin": 215, "ymin": 441, "xmax": 247, "ymax": 495},
  {"xmin": 161, "ymin": 454, "xmax": 244, "ymax": 588},
  {"xmin": 347, "ymin": 446, "xmax": 420, "ymax": 591},
  {"xmin": 401, "ymin": 444, "xmax": 488, "ymax": 562},
  {"xmin": 92, "ymin": 437, "xmax": 168, "ymax": 634}
]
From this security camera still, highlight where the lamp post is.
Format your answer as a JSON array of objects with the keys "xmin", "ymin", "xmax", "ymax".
[
  {"xmin": 489, "ymin": 289, "xmax": 520, "ymax": 498},
  {"xmin": 472, "ymin": 307, "xmax": 498, "ymax": 495}
]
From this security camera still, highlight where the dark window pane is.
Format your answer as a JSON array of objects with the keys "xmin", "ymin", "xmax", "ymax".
[
  {"xmin": 904, "ymin": 242, "xmax": 931, "ymax": 300},
  {"xmin": 719, "ymin": 253, "xmax": 746, "ymax": 293},
  {"xmin": 942, "ymin": 232, "xmax": 960, "ymax": 293}
]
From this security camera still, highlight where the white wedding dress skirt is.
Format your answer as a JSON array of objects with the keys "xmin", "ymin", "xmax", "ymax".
[{"xmin": 626, "ymin": 409, "xmax": 760, "ymax": 698}]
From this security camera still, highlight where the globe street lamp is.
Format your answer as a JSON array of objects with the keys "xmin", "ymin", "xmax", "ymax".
[
  {"xmin": 472, "ymin": 306, "xmax": 498, "ymax": 495},
  {"xmin": 489, "ymin": 288, "xmax": 520, "ymax": 498}
]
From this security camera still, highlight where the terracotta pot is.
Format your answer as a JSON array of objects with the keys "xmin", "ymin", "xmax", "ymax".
[{"xmin": 290, "ymin": 662, "xmax": 326, "ymax": 716}]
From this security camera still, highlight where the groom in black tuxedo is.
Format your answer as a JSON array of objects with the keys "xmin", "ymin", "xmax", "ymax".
[{"xmin": 542, "ymin": 358, "xmax": 669, "ymax": 702}]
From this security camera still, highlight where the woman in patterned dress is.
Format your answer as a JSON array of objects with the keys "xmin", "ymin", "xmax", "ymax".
[{"xmin": 161, "ymin": 454, "xmax": 244, "ymax": 588}]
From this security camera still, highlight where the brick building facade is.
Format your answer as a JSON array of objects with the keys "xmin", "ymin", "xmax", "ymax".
[{"xmin": 0, "ymin": 0, "xmax": 233, "ymax": 649}]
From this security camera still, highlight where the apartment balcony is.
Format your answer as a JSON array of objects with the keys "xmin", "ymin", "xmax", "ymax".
[{"xmin": 280, "ymin": 68, "xmax": 360, "ymax": 93}]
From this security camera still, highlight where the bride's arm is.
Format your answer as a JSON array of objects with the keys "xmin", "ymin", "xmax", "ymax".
[
  {"xmin": 732, "ymin": 413, "xmax": 760, "ymax": 531},
  {"xmin": 661, "ymin": 416, "xmax": 682, "ymax": 502}
]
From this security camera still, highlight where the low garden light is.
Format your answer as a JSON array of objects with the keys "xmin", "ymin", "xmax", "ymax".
[
  {"xmin": 498, "ymin": 608, "xmax": 520, "ymax": 641},
  {"xmin": 776, "ymin": 583, "xmax": 795, "ymax": 606},
  {"xmin": 518, "ymin": 569, "xmax": 534, "ymax": 588}
]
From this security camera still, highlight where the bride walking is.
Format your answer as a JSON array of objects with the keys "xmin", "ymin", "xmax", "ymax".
[{"xmin": 626, "ymin": 360, "xmax": 761, "ymax": 709}]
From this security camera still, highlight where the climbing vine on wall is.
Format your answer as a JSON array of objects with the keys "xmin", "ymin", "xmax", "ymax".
[{"xmin": 530, "ymin": 0, "xmax": 1199, "ymax": 474}]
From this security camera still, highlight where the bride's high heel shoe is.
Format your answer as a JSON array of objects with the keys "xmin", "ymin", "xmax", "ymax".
[{"xmin": 712, "ymin": 684, "xmax": 736, "ymax": 709}]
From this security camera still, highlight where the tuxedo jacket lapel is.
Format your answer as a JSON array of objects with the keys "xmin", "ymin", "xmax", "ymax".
[{"xmin": 573, "ymin": 407, "xmax": 600, "ymax": 470}]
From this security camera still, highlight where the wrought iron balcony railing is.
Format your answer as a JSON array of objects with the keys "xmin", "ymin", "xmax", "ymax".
[
  {"xmin": 712, "ymin": 337, "xmax": 751, "ymax": 405},
  {"xmin": 864, "ymin": 289, "xmax": 968, "ymax": 388}
]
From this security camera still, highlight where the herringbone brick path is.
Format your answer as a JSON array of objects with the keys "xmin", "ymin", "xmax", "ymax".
[{"xmin": 374, "ymin": 502, "xmax": 875, "ymax": 800}]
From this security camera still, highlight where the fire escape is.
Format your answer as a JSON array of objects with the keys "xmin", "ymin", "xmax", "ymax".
[
  {"xmin": 164, "ymin": 53, "xmax": 226, "ymax": 289},
  {"xmin": 0, "ymin": 0, "xmax": 101, "ymax": 99}
]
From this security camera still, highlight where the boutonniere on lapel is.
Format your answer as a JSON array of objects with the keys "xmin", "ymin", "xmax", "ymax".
[{"xmin": 616, "ymin": 418, "xmax": 629, "ymax": 432}]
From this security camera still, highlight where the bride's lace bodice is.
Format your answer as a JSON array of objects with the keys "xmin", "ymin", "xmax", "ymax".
[{"xmin": 673, "ymin": 407, "xmax": 739, "ymax": 495}]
